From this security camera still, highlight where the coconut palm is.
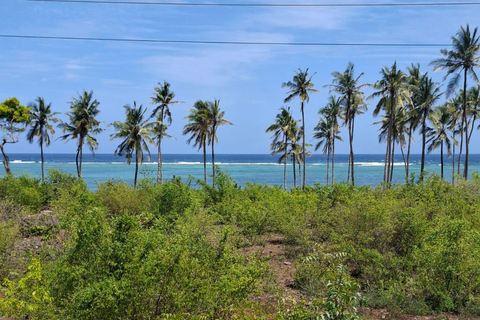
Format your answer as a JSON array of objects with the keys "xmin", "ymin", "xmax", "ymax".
[
  {"xmin": 369, "ymin": 62, "xmax": 411, "ymax": 185},
  {"xmin": 266, "ymin": 106, "xmax": 297, "ymax": 190},
  {"xmin": 444, "ymin": 96, "xmax": 462, "ymax": 183},
  {"xmin": 183, "ymin": 100, "xmax": 210, "ymax": 184},
  {"xmin": 416, "ymin": 74, "xmax": 443, "ymax": 176},
  {"xmin": 426, "ymin": 106, "xmax": 454, "ymax": 180},
  {"xmin": 58, "ymin": 90, "xmax": 103, "ymax": 179},
  {"xmin": 110, "ymin": 102, "xmax": 154, "ymax": 187},
  {"xmin": 207, "ymin": 99, "xmax": 232, "ymax": 186},
  {"xmin": 26, "ymin": 97, "xmax": 60, "ymax": 181},
  {"xmin": 329, "ymin": 62, "xmax": 366, "ymax": 185},
  {"xmin": 151, "ymin": 81, "xmax": 181, "ymax": 184},
  {"xmin": 405, "ymin": 63, "xmax": 423, "ymax": 179},
  {"xmin": 430, "ymin": 24, "xmax": 480, "ymax": 179},
  {"xmin": 283, "ymin": 68, "xmax": 319, "ymax": 190}
]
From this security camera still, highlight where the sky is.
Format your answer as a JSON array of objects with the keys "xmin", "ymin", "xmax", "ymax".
[{"xmin": 1, "ymin": 0, "xmax": 480, "ymax": 155}]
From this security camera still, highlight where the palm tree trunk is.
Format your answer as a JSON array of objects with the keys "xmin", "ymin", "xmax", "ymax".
[
  {"xmin": 79, "ymin": 145, "xmax": 83, "ymax": 179},
  {"xmin": 0, "ymin": 141, "xmax": 11, "ymax": 175},
  {"xmin": 390, "ymin": 141, "xmax": 395, "ymax": 184},
  {"xmin": 350, "ymin": 116, "xmax": 355, "ymax": 185},
  {"xmin": 293, "ymin": 155, "xmax": 296, "ymax": 188},
  {"xmin": 212, "ymin": 123, "xmax": 217, "ymax": 187},
  {"xmin": 421, "ymin": 115, "xmax": 426, "ymax": 179},
  {"xmin": 452, "ymin": 134, "xmax": 456, "ymax": 184},
  {"xmin": 284, "ymin": 135, "xmax": 287, "ymax": 190},
  {"xmin": 40, "ymin": 139, "xmax": 45, "ymax": 182},
  {"xmin": 203, "ymin": 139, "xmax": 207, "ymax": 184},
  {"xmin": 457, "ymin": 122, "xmax": 463, "ymax": 176},
  {"xmin": 75, "ymin": 147, "xmax": 80, "ymax": 178},
  {"xmin": 400, "ymin": 145, "xmax": 407, "ymax": 182},
  {"xmin": 332, "ymin": 138, "xmax": 335, "ymax": 185},
  {"xmin": 157, "ymin": 108, "xmax": 164, "ymax": 184},
  {"xmin": 134, "ymin": 150, "xmax": 139, "ymax": 187},
  {"xmin": 441, "ymin": 141, "xmax": 444, "ymax": 180},
  {"xmin": 326, "ymin": 148, "xmax": 330, "ymax": 186},
  {"xmin": 463, "ymin": 69, "xmax": 469, "ymax": 179},
  {"xmin": 406, "ymin": 126, "xmax": 412, "ymax": 182},
  {"xmin": 301, "ymin": 101, "xmax": 306, "ymax": 191}
]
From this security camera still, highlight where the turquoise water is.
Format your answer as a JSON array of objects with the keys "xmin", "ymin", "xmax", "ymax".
[{"xmin": 1, "ymin": 153, "xmax": 478, "ymax": 189}]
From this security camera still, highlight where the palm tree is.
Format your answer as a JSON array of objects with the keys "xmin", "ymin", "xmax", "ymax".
[
  {"xmin": 110, "ymin": 102, "xmax": 154, "ymax": 187},
  {"xmin": 207, "ymin": 99, "xmax": 232, "ymax": 186},
  {"xmin": 283, "ymin": 68, "xmax": 319, "ymax": 190},
  {"xmin": 26, "ymin": 97, "xmax": 60, "ymax": 182},
  {"xmin": 405, "ymin": 63, "xmax": 423, "ymax": 179},
  {"xmin": 416, "ymin": 74, "xmax": 443, "ymax": 176},
  {"xmin": 183, "ymin": 100, "xmax": 210, "ymax": 184},
  {"xmin": 431, "ymin": 24, "xmax": 480, "ymax": 179},
  {"xmin": 58, "ymin": 90, "xmax": 103, "ymax": 179},
  {"xmin": 329, "ymin": 62, "xmax": 366, "ymax": 185},
  {"xmin": 370, "ymin": 62, "xmax": 411, "ymax": 185},
  {"xmin": 266, "ymin": 106, "xmax": 297, "ymax": 190},
  {"xmin": 444, "ymin": 96, "xmax": 462, "ymax": 183},
  {"xmin": 426, "ymin": 106, "xmax": 454, "ymax": 180},
  {"xmin": 151, "ymin": 81, "xmax": 181, "ymax": 184}
]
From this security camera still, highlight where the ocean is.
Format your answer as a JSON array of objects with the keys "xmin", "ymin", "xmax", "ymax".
[{"xmin": 1, "ymin": 153, "xmax": 478, "ymax": 189}]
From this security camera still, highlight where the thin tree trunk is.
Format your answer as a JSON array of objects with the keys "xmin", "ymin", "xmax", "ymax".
[
  {"xmin": 390, "ymin": 141, "xmax": 395, "ymax": 184},
  {"xmin": 134, "ymin": 150, "xmax": 139, "ymax": 187},
  {"xmin": 293, "ymin": 155, "xmax": 296, "ymax": 188},
  {"xmin": 203, "ymin": 140, "xmax": 207, "ymax": 184},
  {"xmin": 332, "ymin": 138, "xmax": 335, "ymax": 185},
  {"xmin": 40, "ymin": 139, "xmax": 45, "ymax": 182},
  {"xmin": 346, "ymin": 104, "xmax": 351, "ymax": 183},
  {"xmin": 350, "ymin": 116, "xmax": 355, "ymax": 185},
  {"xmin": 406, "ymin": 126, "xmax": 412, "ymax": 182},
  {"xmin": 463, "ymin": 69, "xmax": 469, "ymax": 179},
  {"xmin": 212, "ymin": 123, "xmax": 217, "ymax": 187},
  {"xmin": 284, "ymin": 135, "xmax": 287, "ymax": 190},
  {"xmin": 0, "ymin": 142, "xmax": 11, "ymax": 175},
  {"xmin": 79, "ymin": 145, "xmax": 83, "ymax": 178},
  {"xmin": 157, "ymin": 108, "xmax": 164, "ymax": 184},
  {"xmin": 401, "ymin": 145, "xmax": 407, "ymax": 182},
  {"xmin": 421, "ymin": 113, "xmax": 426, "ymax": 178},
  {"xmin": 441, "ymin": 141, "xmax": 444, "ymax": 180},
  {"xmin": 301, "ymin": 101, "xmax": 306, "ymax": 191},
  {"xmin": 452, "ymin": 138, "xmax": 455, "ymax": 184},
  {"xmin": 326, "ymin": 148, "xmax": 330, "ymax": 186},
  {"xmin": 75, "ymin": 147, "xmax": 80, "ymax": 178}
]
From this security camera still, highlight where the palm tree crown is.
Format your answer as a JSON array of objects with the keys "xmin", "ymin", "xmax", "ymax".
[
  {"xmin": 58, "ymin": 90, "xmax": 103, "ymax": 178},
  {"xmin": 27, "ymin": 97, "xmax": 60, "ymax": 181},
  {"xmin": 110, "ymin": 102, "xmax": 154, "ymax": 187}
]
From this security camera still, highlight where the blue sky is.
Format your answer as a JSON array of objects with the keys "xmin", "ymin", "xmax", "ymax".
[{"xmin": 1, "ymin": 0, "xmax": 479, "ymax": 155}]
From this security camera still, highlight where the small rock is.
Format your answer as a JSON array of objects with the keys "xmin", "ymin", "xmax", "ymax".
[{"xmin": 283, "ymin": 261, "xmax": 292, "ymax": 265}]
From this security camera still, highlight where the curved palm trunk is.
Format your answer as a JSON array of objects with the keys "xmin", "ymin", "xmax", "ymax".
[
  {"xmin": 0, "ymin": 141, "xmax": 11, "ymax": 175},
  {"xmin": 457, "ymin": 123, "xmax": 463, "ymax": 176},
  {"xmin": 301, "ymin": 101, "xmax": 306, "ymax": 191},
  {"xmin": 326, "ymin": 149, "xmax": 330, "ymax": 185},
  {"xmin": 75, "ymin": 148, "xmax": 80, "ymax": 178},
  {"xmin": 40, "ymin": 139, "xmax": 45, "ymax": 182},
  {"xmin": 452, "ymin": 135, "xmax": 456, "ymax": 184},
  {"xmin": 441, "ymin": 141, "xmax": 444, "ymax": 180},
  {"xmin": 400, "ymin": 145, "xmax": 407, "ymax": 182},
  {"xmin": 134, "ymin": 150, "xmax": 139, "ymax": 187},
  {"xmin": 463, "ymin": 70, "xmax": 469, "ymax": 179}
]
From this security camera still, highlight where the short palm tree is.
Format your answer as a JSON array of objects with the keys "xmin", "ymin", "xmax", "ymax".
[
  {"xmin": 329, "ymin": 62, "xmax": 366, "ymax": 185},
  {"xmin": 183, "ymin": 100, "xmax": 210, "ymax": 184},
  {"xmin": 431, "ymin": 24, "xmax": 480, "ymax": 179},
  {"xmin": 207, "ymin": 99, "xmax": 232, "ymax": 186},
  {"xmin": 369, "ymin": 62, "xmax": 411, "ymax": 185},
  {"xmin": 110, "ymin": 102, "xmax": 154, "ymax": 187},
  {"xmin": 283, "ymin": 68, "xmax": 319, "ymax": 190},
  {"xmin": 266, "ymin": 106, "xmax": 297, "ymax": 190},
  {"xmin": 151, "ymin": 81, "xmax": 181, "ymax": 184},
  {"xmin": 26, "ymin": 97, "xmax": 60, "ymax": 181},
  {"xmin": 426, "ymin": 106, "xmax": 454, "ymax": 180},
  {"xmin": 58, "ymin": 90, "xmax": 103, "ymax": 179}
]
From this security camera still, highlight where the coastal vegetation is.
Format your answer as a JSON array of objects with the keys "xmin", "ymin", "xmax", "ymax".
[{"xmin": 2, "ymin": 171, "xmax": 480, "ymax": 318}]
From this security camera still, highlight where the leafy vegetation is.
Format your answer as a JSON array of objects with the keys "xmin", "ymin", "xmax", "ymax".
[{"xmin": 2, "ymin": 171, "xmax": 480, "ymax": 318}]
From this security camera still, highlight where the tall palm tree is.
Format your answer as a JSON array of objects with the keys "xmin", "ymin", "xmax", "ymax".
[
  {"xmin": 266, "ymin": 106, "xmax": 297, "ymax": 190},
  {"xmin": 405, "ymin": 63, "xmax": 423, "ymax": 179},
  {"xmin": 426, "ymin": 106, "xmax": 454, "ymax": 180},
  {"xmin": 207, "ymin": 99, "xmax": 232, "ymax": 186},
  {"xmin": 58, "ymin": 90, "xmax": 103, "ymax": 179},
  {"xmin": 110, "ymin": 102, "xmax": 154, "ymax": 187},
  {"xmin": 329, "ymin": 62, "xmax": 366, "ymax": 185},
  {"xmin": 183, "ymin": 100, "xmax": 210, "ymax": 184},
  {"xmin": 26, "ymin": 97, "xmax": 60, "ymax": 182},
  {"xmin": 283, "ymin": 68, "xmax": 319, "ymax": 190},
  {"xmin": 431, "ymin": 24, "xmax": 480, "ymax": 179},
  {"xmin": 416, "ymin": 74, "xmax": 443, "ymax": 176},
  {"xmin": 151, "ymin": 81, "xmax": 181, "ymax": 184},
  {"xmin": 369, "ymin": 62, "xmax": 411, "ymax": 185}
]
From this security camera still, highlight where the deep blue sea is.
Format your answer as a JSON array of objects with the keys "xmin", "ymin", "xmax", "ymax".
[{"xmin": 1, "ymin": 153, "xmax": 479, "ymax": 189}]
